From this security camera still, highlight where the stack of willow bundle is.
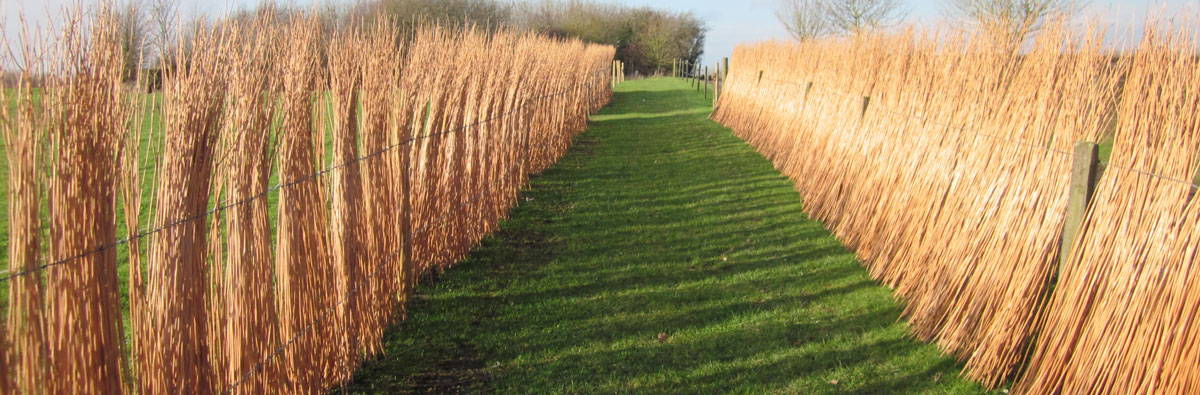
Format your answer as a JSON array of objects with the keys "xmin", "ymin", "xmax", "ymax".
[
  {"xmin": 712, "ymin": 25, "xmax": 1128, "ymax": 389},
  {"xmin": 717, "ymin": 18, "xmax": 1200, "ymax": 392},
  {"xmin": 0, "ymin": 5, "xmax": 613, "ymax": 394}
]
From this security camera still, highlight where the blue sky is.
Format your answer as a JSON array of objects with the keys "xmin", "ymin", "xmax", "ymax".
[
  {"xmin": 2, "ymin": 0, "xmax": 1193, "ymax": 64},
  {"xmin": 639, "ymin": 0, "xmax": 1188, "ymax": 62}
]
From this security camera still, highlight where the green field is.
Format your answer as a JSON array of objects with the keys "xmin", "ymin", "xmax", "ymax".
[{"xmin": 343, "ymin": 78, "xmax": 989, "ymax": 393}]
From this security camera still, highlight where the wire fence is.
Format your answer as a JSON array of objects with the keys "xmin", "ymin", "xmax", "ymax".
[{"xmin": 0, "ymin": 71, "xmax": 603, "ymax": 283}]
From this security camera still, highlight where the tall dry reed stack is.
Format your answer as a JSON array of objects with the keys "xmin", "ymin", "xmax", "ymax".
[
  {"xmin": 358, "ymin": 22, "xmax": 404, "ymax": 366},
  {"xmin": 406, "ymin": 26, "xmax": 455, "ymax": 276},
  {"xmin": 274, "ymin": 17, "xmax": 336, "ymax": 392},
  {"xmin": 323, "ymin": 29, "xmax": 368, "ymax": 383},
  {"xmin": 712, "ymin": 25, "xmax": 1125, "ymax": 387},
  {"xmin": 3, "ymin": 44, "xmax": 48, "ymax": 395},
  {"xmin": 215, "ymin": 16, "xmax": 280, "ymax": 393},
  {"xmin": 140, "ymin": 21, "xmax": 228, "ymax": 394},
  {"xmin": 1015, "ymin": 25, "xmax": 1200, "ymax": 394},
  {"xmin": 2, "ymin": 5, "xmax": 613, "ymax": 392},
  {"xmin": 44, "ymin": 9, "xmax": 130, "ymax": 394}
]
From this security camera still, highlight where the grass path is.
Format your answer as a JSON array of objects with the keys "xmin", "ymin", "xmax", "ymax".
[{"xmin": 344, "ymin": 78, "xmax": 988, "ymax": 394}]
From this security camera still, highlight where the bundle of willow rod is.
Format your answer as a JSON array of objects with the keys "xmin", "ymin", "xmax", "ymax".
[
  {"xmin": 0, "ymin": 5, "xmax": 614, "ymax": 393},
  {"xmin": 712, "ymin": 25, "xmax": 1125, "ymax": 388}
]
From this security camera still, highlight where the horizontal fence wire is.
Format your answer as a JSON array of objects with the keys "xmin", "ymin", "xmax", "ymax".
[
  {"xmin": 0, "ymin": 71, "xmax": 601, "ymax": 282},
  {"xmin": 755, "ymin": 74, "xmax": 1200, "ymax": 190}
]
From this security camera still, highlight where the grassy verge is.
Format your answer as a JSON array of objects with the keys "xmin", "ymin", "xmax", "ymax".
[{"xmin": 344, "ymin": 78, "xmax": 988, "ymax": 394}]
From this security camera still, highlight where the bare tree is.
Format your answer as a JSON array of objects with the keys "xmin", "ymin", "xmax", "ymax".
[
  {"xmin": 111, "ymin": 1, "xmax": 146, "ymax": 77},
  {"xmin": 823, "ymin": 0, "xmax": 906, "ymax": 34},
  {"xmin": 945, "ymin": 0, "xmax": 1089, "ymax": 43},
  {"xmin": 146, "ymin": 0, "xmax": 179, "ymax": 66},
  {"xmin": 776, "ymin": 0, "xmax": 829, "ymax": 40}
]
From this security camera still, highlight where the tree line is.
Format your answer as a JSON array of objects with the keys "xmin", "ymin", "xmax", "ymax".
[{"xmin": 87, "ymin": 0, "xmax": 705, "ymax": 81}]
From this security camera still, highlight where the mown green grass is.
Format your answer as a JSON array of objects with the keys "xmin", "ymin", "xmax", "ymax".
[{"xmin": 344, "ymin": 78, "xmax": 989, "ymax": 394}]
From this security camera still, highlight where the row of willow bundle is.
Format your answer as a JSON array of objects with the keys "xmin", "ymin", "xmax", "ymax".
[
  {"xmin": 1015, "ymin": 26, "xmax": 1200, "ymax": 394},
  {"xmin": 712, "ymin": 25, "xmax": 1126, "ymax": 388},
  {"xmin": 0, "ymin": 6, "xmax": 614, "ymax": 394}
]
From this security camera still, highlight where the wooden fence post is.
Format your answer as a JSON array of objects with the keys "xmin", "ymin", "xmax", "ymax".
[
  {"xmin": 714, "ymin": 62, "xmax": 721, "ymax": 105},
  {"xmin": 703, "ymin": 66, "xmax": 709, "ymax": 99},
  {"xmin": 1060, "ymin": 141, "xmax": 1102, "ymax": 263}
]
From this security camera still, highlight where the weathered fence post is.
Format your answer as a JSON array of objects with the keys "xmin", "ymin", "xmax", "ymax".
[
  {"xmin": 611, "ymin": 60, "xmax": 616, "ymax": 88},
  {"xmin": 694, "ymin": 64, "xmax": 699, "ymax": 90},
  {"xmin": 1060, "ymin": 141, "xmax": 1102, "ymax": 263},
  {"xmin": 703, "ymin": 66, "xmax": 709, "ymax": 99},
  {"xmin": 714, "ymin": 62, "xmax": 721, "ymax": 106}
]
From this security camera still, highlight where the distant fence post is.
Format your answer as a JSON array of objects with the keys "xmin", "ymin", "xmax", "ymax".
[
  {"xmin": 704, "ymin": 66, "xmax": 709, "ymax": 99},
  {"xmin": 1060, "ymin": 141, "xmax": 1102, "ymax": 263}
]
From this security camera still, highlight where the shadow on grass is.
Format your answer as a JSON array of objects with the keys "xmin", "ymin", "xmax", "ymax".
[{"xmin": 342, "ymin": 79, "xmax": 989, "ymax": 394}]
